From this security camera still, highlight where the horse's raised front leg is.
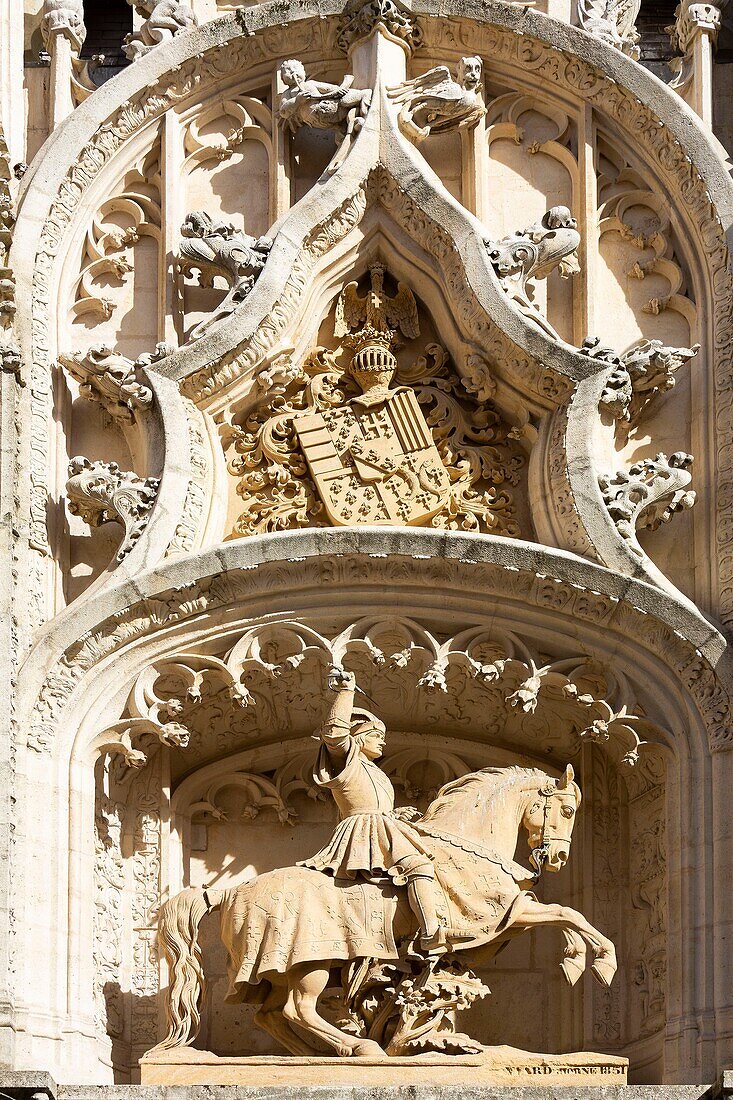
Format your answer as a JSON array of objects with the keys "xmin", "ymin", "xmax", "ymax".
[
  {"xmin": 508, "ymin": 894, "xmax": 617, "ymax": 987},
  {"xmin": 284, "ymin": 962, "xmax": 385, "ymax": 1058}
]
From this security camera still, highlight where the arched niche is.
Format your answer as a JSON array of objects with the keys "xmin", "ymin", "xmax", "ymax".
[{"xmin": 18, "ymin": 532, "xmax": 722, "ymax": 1083}]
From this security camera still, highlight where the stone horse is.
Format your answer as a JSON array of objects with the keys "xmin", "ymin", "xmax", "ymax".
[{"xmin": 153, "ymin": 765, "xmax": 616, "ymax": 1057}]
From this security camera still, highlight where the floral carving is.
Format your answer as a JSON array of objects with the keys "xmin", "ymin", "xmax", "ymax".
[
  {"xmin": 599, "ymin": 452, "xmax": 696, "ymax": 556},
  {"xmin": 66, "ymin": 457, "xmax": 160, "ymax": 562},
  {"xmin": 587, "ymin": 337, "xmax": 699, "ymax": 425}
]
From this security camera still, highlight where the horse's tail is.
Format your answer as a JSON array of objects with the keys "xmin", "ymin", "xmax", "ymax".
[{"xmin": 152, "ymin": 887, "xmax": 225, "ymax": 1051}]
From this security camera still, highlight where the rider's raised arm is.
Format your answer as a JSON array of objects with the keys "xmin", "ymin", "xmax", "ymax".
[{"xmin": 319, "ymin": 669, "xmax": 357, "ymax": 756}]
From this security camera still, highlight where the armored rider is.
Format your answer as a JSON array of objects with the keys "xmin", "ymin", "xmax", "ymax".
[{"xmin": 300, "ymin": 668, "xmax": 446, "ymax": 955}]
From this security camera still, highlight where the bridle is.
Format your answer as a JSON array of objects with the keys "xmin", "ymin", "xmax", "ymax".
[{"xmin": 529, "ymin": 784, "xmax": 568, "ymax": 880}]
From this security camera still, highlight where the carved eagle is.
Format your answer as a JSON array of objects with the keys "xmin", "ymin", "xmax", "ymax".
[{"xmin": 334, "ymin": 264, "xmax": 420, "ymax": 340}]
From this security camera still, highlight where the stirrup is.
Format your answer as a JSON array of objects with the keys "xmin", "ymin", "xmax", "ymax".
[{"xmin": 419, "ymin": 928, "xmax": 448, "ymax": 956}]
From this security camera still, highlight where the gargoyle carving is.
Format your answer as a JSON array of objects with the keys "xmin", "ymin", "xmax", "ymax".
[
  {"xmin": 124, "ymin": 0, "xmax": 197, "ymax": 61},
  {"xmin": 337, "ymin": 0, "xmax": 423, "ymax": 53},
  {"xmin": 577, "ymin": 0, "xmax": 641, "ymax": 57},
  {"xmin": 387, "ymin": 56, "xmax": 485, "ymax": 142},
  {"xmin": 66, "ymin": 456, "xmax": 160, "ymax": 562},
  {"xmin": 59, "ymin": 344, "xmax": 155, "ymax": 424},
  {"xmin": 41, "ymin": 0, "xmax": 86, "ymax": 51},
  {"xmin": 599, "ymin": 452, "xmax": 696, "ymax": 556},
  {"xmin": 178, "ymin": 212, "xmax": 273, "ymax": 341},
  {"xmin": 487, "ymin": 207, "xmax": 581, "ymax": 329},
  {"xmin": 582, "ymin": 337, "xmax": 699, "ymax": 425},
  {"xmin": 278, "ymin": 59, "xmax": 372, "ymax": 171}
]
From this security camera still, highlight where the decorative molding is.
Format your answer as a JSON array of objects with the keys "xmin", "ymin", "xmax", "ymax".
[
  {"xmin": 59, "ymin": 344, "xmax": 155, "ymax": 424},
  {"xmin": 70, "ymin": 152, "xmax": 161, "ymax": 323},
  {"xmin": 26, "ymin": 540, "xmax": 731, "ymax": 757},
  {"xmin": 91, "ymin": 615, "xmax": 656, "ymax": 773},
  {"xmin": 599, "ymin": 452, "xmax": 696, "ymax": 557},
  {"xmin": 66, "ymin": 456, "xmax": 161, "ymax": 562},
  {"xmin": 20, "ymin": 12, "xmax": 733, "ymax": 623}
]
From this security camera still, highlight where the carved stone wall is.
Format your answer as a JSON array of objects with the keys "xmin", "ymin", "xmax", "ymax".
[{"xmin": 3, "ymin": 0, "xmax": 733, "ymax": 1088}]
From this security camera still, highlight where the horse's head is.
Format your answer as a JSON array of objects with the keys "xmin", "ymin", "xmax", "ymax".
[{"xmin": 523, "ymin": 764, "xmax": 582, "ymax": 874}]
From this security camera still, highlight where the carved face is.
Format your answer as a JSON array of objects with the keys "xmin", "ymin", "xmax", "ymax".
[
  {"xmin": 458, "ymin": 56, "xmax": 482, "ymax": 90},
  {"xmin": 280, "ymin": 59, "xmax": 306, "ymax": 88},
  {"xmin": 523, "ymin": 765, "xmax": 581, "ymax": 873},
  {"xmin": 354, "ymin": 720, "xmax": 387, "ymax": 759}
]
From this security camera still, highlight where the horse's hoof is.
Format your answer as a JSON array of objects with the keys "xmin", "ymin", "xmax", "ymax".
[
  {"xmin": 351, "ymin": 1039, "xmax": 386, "ymax": 1058},
  {"xmin": 591, "ymin": 958, "xmax": 617, "ymax": 987},
  {"xmin": 561, "ymin": 955, "xmax": 585, "ymax": 986}
]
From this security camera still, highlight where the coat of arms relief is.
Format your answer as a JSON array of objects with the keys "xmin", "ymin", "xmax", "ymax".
[{"xmin": 227, "ymin": 264, "xmax": 527, "ymax": 538}]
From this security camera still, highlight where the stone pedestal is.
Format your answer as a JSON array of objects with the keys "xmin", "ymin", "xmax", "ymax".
[{"xmin": 139, "ymin": 1046, "xmax": 629, "ymax": 1086}]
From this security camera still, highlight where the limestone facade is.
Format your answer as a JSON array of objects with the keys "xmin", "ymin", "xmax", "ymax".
[{"xmin": 2, "ymin": 0, "xmax": 733, "ymax": 1087}]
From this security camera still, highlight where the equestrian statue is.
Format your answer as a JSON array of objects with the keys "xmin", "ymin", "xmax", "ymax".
[{"xmin": 153, "ymin": 669, "xmax": 617, "ymax": 1058}]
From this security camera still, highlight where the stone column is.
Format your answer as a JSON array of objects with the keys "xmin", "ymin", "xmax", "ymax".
[
  {"xmin": 41, "ymin": 0, "xmax": 86, "ymax": 131},
  {"xmin": 669, "ymin": 0, "xmax": 724, "ymax": 128}
]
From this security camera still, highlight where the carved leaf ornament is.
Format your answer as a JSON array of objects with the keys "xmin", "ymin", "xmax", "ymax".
[{"xmin": 95, "ymin": 617, "xmax": 654, "ymax": 771}]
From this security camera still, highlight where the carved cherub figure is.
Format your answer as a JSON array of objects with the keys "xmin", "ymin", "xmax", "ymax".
[
  {"xmin": 299, "ymin": 668, "xmax": 447, "ymax": 955},
  {"xmin": 277, "ymin": 59, "xmax": 372, "ymax": 169},
  {"xmin": 387, "ymin": 56, "xmax": 486, "ymax": 142}
]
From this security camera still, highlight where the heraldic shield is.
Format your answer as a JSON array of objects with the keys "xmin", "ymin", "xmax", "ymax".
[{"xmin": 295, "ymin": 388, "xmax": 451, "ymax": 526}]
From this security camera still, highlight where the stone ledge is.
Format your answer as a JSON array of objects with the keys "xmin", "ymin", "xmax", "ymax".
[{"xmin": 138, "ymin": 1046, "xmax": 628, "ymax": 1087}]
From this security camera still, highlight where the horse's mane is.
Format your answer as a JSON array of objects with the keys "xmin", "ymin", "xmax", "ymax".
[{"xmin": 421, "ymin": 765, "xmax": 555, "ymax": 824}]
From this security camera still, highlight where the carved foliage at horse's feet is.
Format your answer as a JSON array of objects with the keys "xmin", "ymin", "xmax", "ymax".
[{"xmin": 337, "ymin": 955, "xmax": 490, "ymax": 1055}]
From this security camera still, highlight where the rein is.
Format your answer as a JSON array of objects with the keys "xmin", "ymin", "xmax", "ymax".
[{"xmin": 530, "ymin": 785, "xmax": 559, "ymax": 880}]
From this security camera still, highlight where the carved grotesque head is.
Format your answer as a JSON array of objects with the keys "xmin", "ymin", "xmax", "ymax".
[
  {"xmin": 280, "ymin": 59, "xmax": 306, "ymax": 88},
  {"xmin": 458, "ymin": 56, "xmax": 483, "ymax": 90}
]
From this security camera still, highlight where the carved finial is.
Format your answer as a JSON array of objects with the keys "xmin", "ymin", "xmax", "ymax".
[
  {"xmin": 336, "ymin": 0, "xmax": 423, "ymax": 54},
  {"xmin": 334, "ymin": 263, "xmax": 419, "ymax": 404},
  {"xmin": 124, "ymin": 0, "xmax": 198, "ymax": 61},
  {"xmin": 178, "ymin": 212, "xmax": 273, "ymax": 342},
  {"xmin": 387, "ymin": 57, "xmax": 485, "ymax": 143},
  {"xmin": 599, "ymin": 451, "xmax": 696, "ymax": 555},
  {"xmin": 66, "ymin": 456, "xmax": 160, "ymax": 562}
]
